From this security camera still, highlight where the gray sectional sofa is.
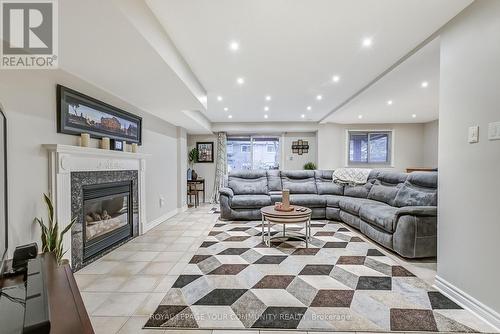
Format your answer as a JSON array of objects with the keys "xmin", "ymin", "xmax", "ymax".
[{"xmin": 219, "ymin": 170, "xmax": 438, "ymax": 258}]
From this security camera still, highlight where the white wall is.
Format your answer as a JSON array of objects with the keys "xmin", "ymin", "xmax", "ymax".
[
  {"xmin": 317, "ymin": 122, "xmax": 426, "ymax": 172},
  {"xmin": 282, "ymin": 132, "xmax": 317, "ymax": 170},
  {"xmin": 437, "ymin": 0, "xmax": 500, "ymax": 320},
  {"xmin": 0, "ymin": 70, "xmax": 186, "ymax": 255},
  {"xmin": 423, "ymin": 120, "xmax": 439, "ymax": 167}
]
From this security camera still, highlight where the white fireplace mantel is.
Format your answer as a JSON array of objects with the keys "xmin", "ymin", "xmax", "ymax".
[{"xmin": 43, "ymin": 144, "xmax": 149, "ymax": 266}]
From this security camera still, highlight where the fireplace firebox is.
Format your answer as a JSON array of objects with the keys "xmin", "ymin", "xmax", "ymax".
[{"xmin": 82, "ymin": 181, "xmax": 133, "ymax": 262}]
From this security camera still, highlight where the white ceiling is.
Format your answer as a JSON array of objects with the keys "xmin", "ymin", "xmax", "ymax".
[
  {"xmin": 146, "ymin": 0, "xmax": 471, "ymax": 123},
  {"xmin": 58, "ymin": 0, "xmax": 211, "ymax": 133},
  {"xmin": 324, "ymin": 37, "xmax": 440, "ymax": 124}
]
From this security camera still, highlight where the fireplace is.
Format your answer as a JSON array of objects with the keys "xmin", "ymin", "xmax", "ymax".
[
  {"xmin": 70, "ymin": 170, "xmax": 139, "ymax": 270},
  {"xmin": 82, "ymin": 181, "xmax": 133, "ymax": 262}
]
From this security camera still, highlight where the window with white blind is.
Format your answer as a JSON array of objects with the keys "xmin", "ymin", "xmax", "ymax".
[{"xmin": 227, "ymin": 136, "xmax": 280, "ymax": 171}]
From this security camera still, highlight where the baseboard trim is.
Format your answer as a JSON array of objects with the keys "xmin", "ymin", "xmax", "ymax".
[
  {"xmin": 434, "ymin": 275, "xmax": 500, "ymax": 331},
  {"xmin": 143, "ymin": 208, "xmax": 181, "ymax": 233}
]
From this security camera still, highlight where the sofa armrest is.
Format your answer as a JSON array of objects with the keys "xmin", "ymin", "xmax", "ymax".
[
  {"xmin": 397, "ymin": 206, "xmax": 437, "ymax": 217},
  {"xmin": 219, "ymin": 187, "xmax": 234, "ymax": 198}
]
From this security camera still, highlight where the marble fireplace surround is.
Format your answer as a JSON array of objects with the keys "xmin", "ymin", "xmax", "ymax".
[{"xmin": 43, "ymin": 144, "xmax": 149, "ymax": 268}]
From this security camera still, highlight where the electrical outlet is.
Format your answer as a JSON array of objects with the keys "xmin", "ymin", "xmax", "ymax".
[
  {"xmin": 159, "ymin": 196, "xmax": 165, "ymax": 208},
  {"xmin": 468, "ymin": 126, "xmax": 479, "ymax": 143},
  {"xmin": 488, "ymin": 122, "xmax": 500, "ymax": 140}
]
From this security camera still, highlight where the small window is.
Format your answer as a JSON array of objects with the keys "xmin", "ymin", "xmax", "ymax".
[
  {"xmin": 240, "ymin": 144, "xmax": 250, "ymax": 153},
  {"xmin": 348, "ymin": 131, "xmax": 391, "ymax": 165},
  {"xmin": 266, "ymin": 144, "xmax": 276, "ymax": 153},
  {"xmin": 226, "ymin": 144, "xmax": 233, "ymax": 154}
]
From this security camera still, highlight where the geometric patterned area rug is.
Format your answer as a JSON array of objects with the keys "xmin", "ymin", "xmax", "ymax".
[{"xmin": 146, "ymin": 220, "xmax": 493, "ymax": 332}]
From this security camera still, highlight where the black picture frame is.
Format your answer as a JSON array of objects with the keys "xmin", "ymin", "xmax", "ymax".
[
  {"xmin": 57, "ymin": 85, "xmax": 142, "ymax": 144},
  {"xmin": 196, "ymin": 142, "xmax": 214, "ymax": 163},
  {"xmin": 0, "ymin": 107, "xmax": 8, "ymax": 276}
]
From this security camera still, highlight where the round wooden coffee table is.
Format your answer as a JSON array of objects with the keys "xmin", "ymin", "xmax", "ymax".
[{"xmin": 260, "ymin": 205, "xmax": 312, "ymax": 248}]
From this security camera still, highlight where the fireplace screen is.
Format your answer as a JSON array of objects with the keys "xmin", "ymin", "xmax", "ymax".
[
  {"xmin": 84, "ymin": 193, "xmax": 129, "ymax": 242},
  {"xmin": 82, "ymin": 181, "xmax": 133, "ymax": 261}
]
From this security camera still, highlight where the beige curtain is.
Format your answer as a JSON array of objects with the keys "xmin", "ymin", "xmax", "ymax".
[{"xmin": 211, "ymin": 132, "xmax": 227, "ymax": 203}]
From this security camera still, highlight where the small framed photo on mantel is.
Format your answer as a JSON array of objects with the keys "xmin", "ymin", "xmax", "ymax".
[{"xmin": 196, "ymin": 142, "xmax": 214, "ymax": 163}]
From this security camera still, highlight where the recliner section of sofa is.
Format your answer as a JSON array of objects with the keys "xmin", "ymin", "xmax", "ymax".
[{"xmin": 219, "ymin": 169, "xmax": 438, "ymax": 258}]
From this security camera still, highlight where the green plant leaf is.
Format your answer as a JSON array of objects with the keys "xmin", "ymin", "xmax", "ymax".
[
  {"xmin": 60, "ymin": 216, "xmax": 77, "ymax": 237},
  {"xmin": 43, "ymin": 193, "xmax": 56, "ymax": 231}
]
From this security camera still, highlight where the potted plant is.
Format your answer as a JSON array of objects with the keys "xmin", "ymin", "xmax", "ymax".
[
  {"xmin": 188, "ymin": 147, "xmax": 199, "ymax": 180},
  {"xmin": 303, "ymin": 162, "xmax": 317, "ymax": 170},
  {"xmin": 34, "ymin": 193, "xmax": 76, "ymax": 264}
]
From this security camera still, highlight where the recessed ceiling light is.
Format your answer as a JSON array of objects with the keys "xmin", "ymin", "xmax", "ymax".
[
  {"xmin": 358, "ymin": 115, "xmax": 363, "ymax": 119},
  {"xmin": 264, "ymin": 114, "xmax": 268, "ymax": 119},
  {"xmin": 301, "ymin": 114, "xmax": 306, "ymax": 119},
  {"xmin": 362, "ymin": 37, "xmax": 373, "ymax": 48},
  {"xmin": 421, "ymin": 81, "xmax": 429, "ymax": 88},
  {"xmin": 236, "ymin": 77, "xmax": 245, "ymax": 85},
  {"xmin": 332, "ymin": 75, "xmax": 340, "ymax": 83},
  {"xmin": 264, "ymin": 106, "xmax": 269, "ymax": 111},
  {"xmin": 223, "ymin": 107, "xmax": 229, "ymax": 111},
  {"xmin": 412, "ymin": 114, "xmax": 417, "ymax": 118},
  {"xmin": 216, "ymin": 96, "xmax": 223, "ymax": 101},
  {"xmin": 265, "ymin": 95, "xmax": 272, "ymax": 101},
  {"xmin": 316, "ymin": 95, "xmax": 323, "ymax": 101},
  {"xmin": 229, "ymin": 41, "xmax": 239, "ymax": 51},
  {"xmin": 228, "ymin": 114, "xmax": 233, "ymax": 119},
  {"xmin": 307, "ymin": 106, "xmax": 312, "ymax": 111},
  {"xmin": 387, "ymin": 100, "xmax": 393, "ymax": 105}
]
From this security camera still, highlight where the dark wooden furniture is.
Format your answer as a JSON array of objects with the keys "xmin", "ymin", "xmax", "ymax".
[
  {"xmin": 187, "ymin": 178, "xmax": 205, "ymax": 205},
  {"xmin": 406, "ymin": 167, "xmax": 437, "ymax": 173},
  {"xmin": 0, "ymin": 253, "xmax": 94, "ymax": 334}
]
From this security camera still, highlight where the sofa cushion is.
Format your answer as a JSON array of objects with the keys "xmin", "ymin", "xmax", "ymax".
[
  {"xmin": 343, "ymin": 182, "xmax": 373, "ymax": 199},
  {"xmin": 339, "ymin": 197, "xmax": 387, "ymax": 216},
  {"xmin": 407, "ymin": 171, "xmax": 438, "ymax": 188},
  {"xmin": 228, "ymin": 171, "xmax": 268, "ymax": 195},
  {"xmin": 290, "ymin": 194, "xmax": 326, "ymax": 208},
  {"xmin": 267, "ymin": 170, "xmax": 282, "ymax": 192},
  {"xmin": 393, "ymin": 172, "xmax": 438, "ymax": 207},
  {"xmin": 323, "ymin": 195, "xmax": 343, "ymax": 208},
  {"xmin": 281, "ymin": 170, "xmax": 317, "ymax": 194},
  {"xmin": 359, "ymin": 205, "xmax": 400, "ymax": 233},
  {"xmin": 315, "ymin": 170, "xmax": 344, "ymax": 195},
  {"xmin": 367, "ymin": 171, "xmax": 407, "ymax": 205},
  {"xmin": 231, "ymin": 194, "xmax": 272, "ymax": 209}
]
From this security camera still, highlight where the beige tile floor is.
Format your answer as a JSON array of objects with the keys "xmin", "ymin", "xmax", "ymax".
[{"xmin": 75, "ymin": 204, "xmax": 438, "ymax": 334}]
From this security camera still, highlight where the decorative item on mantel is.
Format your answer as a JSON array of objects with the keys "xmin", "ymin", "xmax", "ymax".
[
  {"xmin": 80, "ymin": 133, "xmax": 90, "ymax": 147},
  {"xmin": 131, "ymin": 143, "xmax": 138, "ymax": 153},
  {"xmin": 110, "ymin": 138, "xmax": 124, "ymax": 151},
  {"xmin": 101, "ymin": 137, "xmax": 110, "ymax": 150}
]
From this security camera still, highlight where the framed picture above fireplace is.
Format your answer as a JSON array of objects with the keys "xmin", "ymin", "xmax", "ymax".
[{"xmin": 57, "ymin": 85, "xmax": 142, "ymax": 144}]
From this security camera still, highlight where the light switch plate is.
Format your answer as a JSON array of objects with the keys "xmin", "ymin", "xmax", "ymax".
[
  {"xmin": 488, "ymin": 122, "xmax": 500, "ymax": 140},
  {"xmin": 468, "ymin": 126, "xmax": 479, "ymax": 143}
]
